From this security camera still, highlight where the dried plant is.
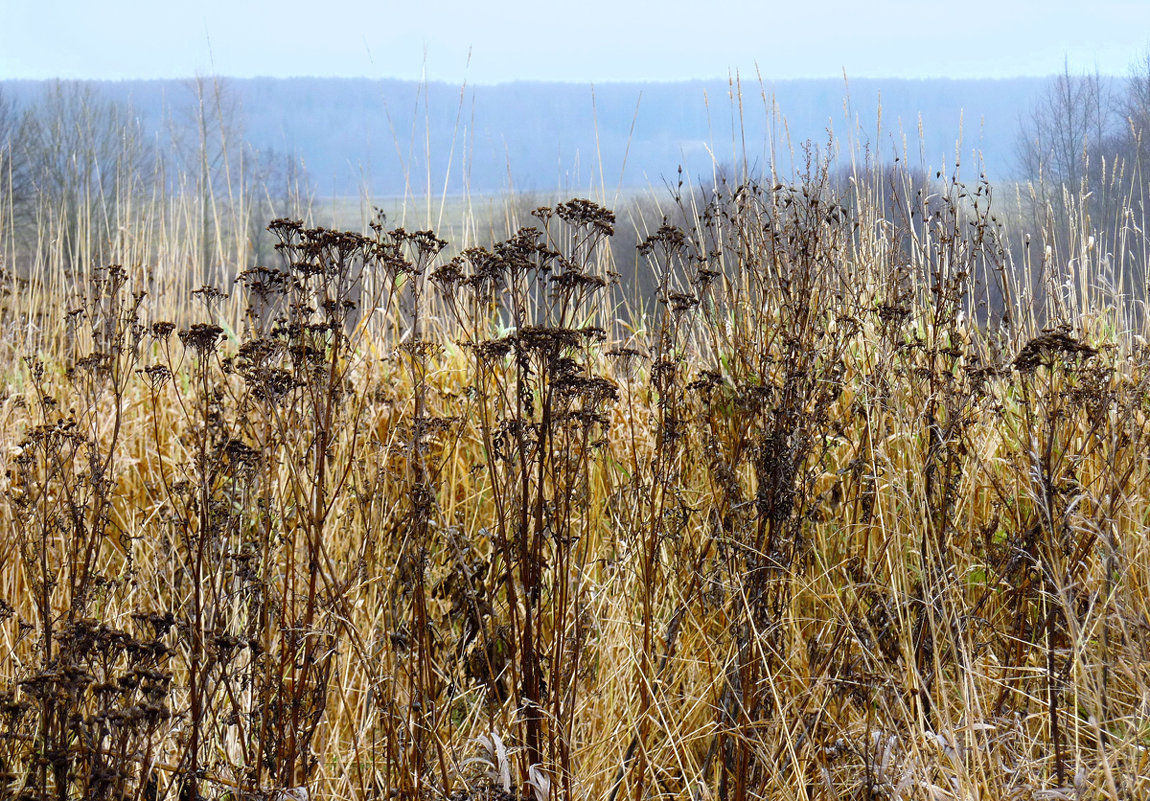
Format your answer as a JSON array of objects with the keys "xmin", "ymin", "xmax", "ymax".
[{"xmin": 4, "ymin": 127, "xmax": 1150, "ymax": 801}]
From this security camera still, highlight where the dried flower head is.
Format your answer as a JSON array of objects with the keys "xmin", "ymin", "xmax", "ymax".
[
  {"xmin": 1014, "ymin": 330, "xmax": 1098, "ymax": 373},
  {"xmin": 555, "ymin": 198, "xmax": 615, "ymax": 237},
  {"xmin": 179, "ymin": 323, "xmax": 224, "ymax": 355}
]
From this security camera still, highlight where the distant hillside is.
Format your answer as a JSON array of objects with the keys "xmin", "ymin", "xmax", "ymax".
[{"xmin": 1, "ymin": 76, "xmax": 1050, "ymax": 196}]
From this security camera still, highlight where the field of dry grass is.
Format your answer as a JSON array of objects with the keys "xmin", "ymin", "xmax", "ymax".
[{"xmin": 2, "ymin": 142, "xmax": 1150, "ymax": 801}]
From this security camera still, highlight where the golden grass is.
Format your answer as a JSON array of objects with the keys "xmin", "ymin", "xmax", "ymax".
[{"xmin": 2, "ymin": 147, "xmax": 1150, "ymax": 801}]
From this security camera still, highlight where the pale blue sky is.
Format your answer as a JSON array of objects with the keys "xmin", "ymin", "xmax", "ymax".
[{"xmin": 2, "ymin": 0, "xmax": 1149, "ymax": 83}]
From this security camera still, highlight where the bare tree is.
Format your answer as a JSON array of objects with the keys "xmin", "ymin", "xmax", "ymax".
[
  {"xmin": 245, "ymin": 144, "xmax": 313, "ymax": 266},
  {"xmin": 1013, "ymin": 60, "xmax": 1125, "ymax": 282},
  {"xmin": 1120, "ymin": 48, "xmax": 1150, "ymax": 184},
  {"xmin": 0, "ymin": 88, "xmax": 36, "ymax": 267},
  {"xmin": 1016, "ymin": 60, "xmax": 1116, "ymax": 191},
  {"xmin": 168, "ymin": 77, "xmax": 319, "ymax": 274},
  {"xmin": 15, "ymin": 82, "xmax": 153, "ymax": 269},
  {"xmin": 165, "ymin": 76, "xmax": 250, "ymax": 281},
  {"xmin": 1012, "ymin": 52, "xmax": 1150, "ymax": 308}
]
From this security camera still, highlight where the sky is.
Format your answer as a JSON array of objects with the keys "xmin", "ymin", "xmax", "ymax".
[{"xmin": 2, "ymin": 0, "xmax": 1149, "ymax": 84}]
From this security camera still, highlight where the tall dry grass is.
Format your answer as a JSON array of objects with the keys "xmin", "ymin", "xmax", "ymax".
[{"xmin": 2, "ymin": 118, "xmax": 1150, "ymax": 801}]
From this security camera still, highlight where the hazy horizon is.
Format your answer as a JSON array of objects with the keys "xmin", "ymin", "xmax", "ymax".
[
  {"xmin": 5, "ymin": 1, "xmax": 1148, "ymax": 197},
  {"xmin": 2, "ymin": 1, "xmax": 1148, "ymax": 85},
  {"xmin": 0, "ymin": 75, "xmax": 1053, "ymax": 194}
]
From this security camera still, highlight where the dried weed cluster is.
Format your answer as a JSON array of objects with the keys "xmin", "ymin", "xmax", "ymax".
[{"xmin": 2, "ymin": 156, "xmax": 1150, "ymax": 801}]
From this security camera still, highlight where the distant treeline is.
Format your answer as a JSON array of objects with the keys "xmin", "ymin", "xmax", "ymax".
[
  {"xmin": 8, "ymin": 66, "xmax": 1150, "ymax": 304},
  {"xmin": 0, "ymin": 76, "xmax": 1050, "ymax": 197}
]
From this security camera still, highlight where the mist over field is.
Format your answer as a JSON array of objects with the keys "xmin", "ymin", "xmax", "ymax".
[{"xmin": 1, "ymin": 76, "xmax": 1047, "ymax": 196}]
